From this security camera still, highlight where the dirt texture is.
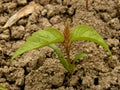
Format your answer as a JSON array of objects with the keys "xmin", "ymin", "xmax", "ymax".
[{"xmin": 0, "ymin": 0, "xmax": 120, "ymax": 90}]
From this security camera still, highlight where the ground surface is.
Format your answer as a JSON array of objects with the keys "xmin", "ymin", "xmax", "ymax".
[{"xmin": 0, "ymin": 0, "xmax": 120, "ymax": 90}]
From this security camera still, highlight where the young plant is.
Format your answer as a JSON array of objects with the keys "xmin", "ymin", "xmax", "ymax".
[{"xmin": 11, "ymin": 22, "xmax": 111, "ymax": 73}]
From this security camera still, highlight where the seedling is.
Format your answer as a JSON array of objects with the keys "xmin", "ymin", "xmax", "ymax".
[{"xmin": 11, "ymin": 22, "xmax": 111, "ymax": 73}]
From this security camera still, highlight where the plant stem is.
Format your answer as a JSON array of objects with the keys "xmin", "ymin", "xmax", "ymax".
[
  {"xmin": 64, "ymin": 42, "xmax": 71, "ymax": 63},
  {"xmin": 49, "ymin": 44, "xmax": 69, "ymax": 70},
  {"xmin": 49, "ymin": 44, "xmax": 74, "ymax": 73}
]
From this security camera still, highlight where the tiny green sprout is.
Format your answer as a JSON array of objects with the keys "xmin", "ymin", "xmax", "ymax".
[
  {"xmin": 0, "ymin": 85, "xmax": 7, "ymax": 90},
  {"xmin": 11, "ymin": 22, "xmax": 111, "ymax": 73}
]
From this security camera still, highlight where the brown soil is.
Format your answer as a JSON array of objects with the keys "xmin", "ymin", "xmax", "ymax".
[{"xmin": 0, "ymin": 0, "xmax": 120, "ymax": 90}]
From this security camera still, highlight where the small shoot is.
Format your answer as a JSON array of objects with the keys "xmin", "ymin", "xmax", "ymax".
[{"xmin": 11, "ymin": 22, "xmax": 111, "ymax": 73}]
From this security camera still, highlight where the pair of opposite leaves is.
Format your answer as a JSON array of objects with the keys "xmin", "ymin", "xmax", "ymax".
[{"xmin": 11, "ymin": 24, "xmax": 111, "ymax": 60}]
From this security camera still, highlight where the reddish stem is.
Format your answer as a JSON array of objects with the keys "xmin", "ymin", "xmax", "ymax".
[{"xmin": 62, "ymin": 22, "xmax": 71, "ymax": 63}]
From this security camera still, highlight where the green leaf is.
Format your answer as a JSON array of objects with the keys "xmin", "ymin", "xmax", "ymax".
[
  {"xmin": 70, "ymin": 25, "xmax": 111, "ymax": 54},
  {"xmin": 11, "ymin": 28, "xmax": 64, "ymax": 60},
  {"xmin": 0, "ymin": 85, "xmax": 7, "ymax": 90},
  {"xmin": 72, "ymin": 53, "xmax": 87, "ymax": 64}
]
